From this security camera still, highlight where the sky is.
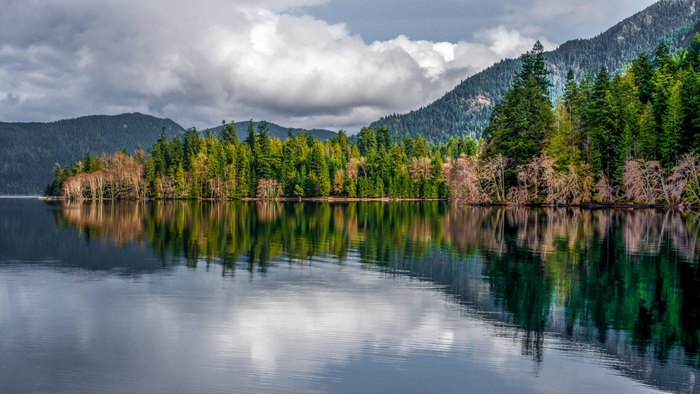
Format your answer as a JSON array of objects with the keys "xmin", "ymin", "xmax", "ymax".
[{"xmin": 0, "ymin": 0, "xmax": 656, "ymax": 131}]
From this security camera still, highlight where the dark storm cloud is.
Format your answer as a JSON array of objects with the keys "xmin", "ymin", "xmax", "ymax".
[{"xmin": 0, "ymin": 0, "xmax": 655, "ymax": 130}]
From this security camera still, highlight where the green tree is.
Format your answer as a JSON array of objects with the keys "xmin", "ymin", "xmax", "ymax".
[
  {"xmin": 308, "ymin": 142, "xmax": 331, "ymax": 196},
  {"xmin": 358, "ymin": 127, "xmax": 377, "ymax": 156},
  {"xmin": 222, "ymin": 121, "xmax": 239, "ymax": 145},
  {"xmin": 630, "ymin": 52, "xmax": 655, "ymax": 104},
  {"xmin": 662, "ymin": 81, "xmax": 684, "ymax": 168},
  {"xmin": 484, "ymin": 41, "xmax": 554, "ymax": 181},
  {"xmin": 183, "ymin": 128, "xmax": 200, "ymax": 171},
  {"xmin": 638, "ymin": 102, "xmax": 658, "ymax": 160}
]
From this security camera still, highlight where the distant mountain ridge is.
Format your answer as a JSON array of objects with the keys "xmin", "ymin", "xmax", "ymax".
[
  {"xmin": 0, "ymin": 113, "xmax": 186, "ymax": 194},
  {"xmin": 371, "ymin": 0, "xmax": 700, "ymax": 141}
]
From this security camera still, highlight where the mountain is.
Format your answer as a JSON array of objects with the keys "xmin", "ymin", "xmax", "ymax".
[
  {"xmin": 0, "ymin": 113, "xmax": 185, "ymax": 195},
  {"xmin": 203, "ymin": 121, "xmax": 336, "ymax": 141},
  {"xmin": 370, "ymin": 0, "xmax": 700, "ymax": 142}
]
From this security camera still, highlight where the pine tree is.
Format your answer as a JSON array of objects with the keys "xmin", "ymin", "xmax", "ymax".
[
  {"xmin": 358, "ymin": 127, "xmax": 377, "ymax": 156},
  {"xmin": 175, "ymin": 164, "xmax": 186, "ymax": 198},
  {"xmin": 303, "ymin": 142, "xmax": 330, "ymax": 197},
  {"xmin": 548, "ymin": 104, "xmax": 581, "ymax": 170},
  {"xmin": 680, "ymin": 71, "xmax": 700, "ymax": 154},
  {"xmin": 256, "ymin": 122, "xmax": 273, "ymax": 179},
  {"xmin": 630, "ymin": 52, "xmax": 654, "ymax": 104},
  {"xmin": 183, "ymin": 128, "xmax": 200, "ymax": 171},
  {"xmin": 654, "ymin": 42, "xmax": 672, "ymax": 70},
  {"xmin": 484, "ymin": 41, "xmax": 554, "ymax": 182},
  {"xmin": 222, "ymin": 121, "xmax": 238, "ymax": 145},
  {"xmin": 237, "ymin": 145, "xmax": 251, "ymax": 198},
  {"xmin": 377, "ymin": 125, "xmax": 391, "ymax": 151},
  {"xmin": 638, "ymin": 102, "xmax": 657, "ymax": 160},
  {"xmin": 662, "ymin": 81, "xmax": 684, "ymax": 168}
]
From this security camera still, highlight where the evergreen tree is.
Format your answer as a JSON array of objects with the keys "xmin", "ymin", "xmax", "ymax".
[
  {"xmin": 680, "ymin": 71, "xmax": 700, "ymax": 154},
  {"xmin": 221, "ymin": 121, "xmax": 239, "ymax": 145},
  {"xmin": 183, "ymin": 128, "xmax": 200, "ymax": 171},
  {"xmin": 584, "ymin": 67, "xmax": 613, "ymax": 176},
  {"xmin": 638, "ymin": 102, "xmax": 658, "ymax": 160},
  {"xmin": 358, "ymin": 127, "xmax": 377, "ymax": 156},
  {"xmin": 662, "ymin": 81, "xmax": 684, "ymax": 168},
  {"xmin": 630, "ymin": 52, "xmax": 654, "ymax": 104},
  {"xmin": 654, "ymin": 42, "xmax": 672, "ymax": 70},
  {"xmin": 377, "ymin": 125, "xmax": 391, "ymax": 151},
  {"xmin": 237, "ymin": 144, "xmax": 251, "ymax": 198},
  {"xmin": 484, "ymin": 41, "xmax": 554, "ymax": 180},
  {"xmin": 309, "ymin": 142, "xmax": 331, "ymax": 196},
  {"xmin": 256, "ymin": 122, "xmax": 274, "ymax": 179}
]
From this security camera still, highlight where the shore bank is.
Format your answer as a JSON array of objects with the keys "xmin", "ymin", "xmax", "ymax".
[{"xmin": 37, "ymin": 195, "xmax": 700, "ymax": 209}]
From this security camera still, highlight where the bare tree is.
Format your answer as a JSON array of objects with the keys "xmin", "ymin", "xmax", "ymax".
[
  {"xmin": 408, "ymin": 157, "xmax": 433, "ymax": 180},
  {"xmin": 333, "ymin": 169, "xmax": 346, "ymax": 195},
  {"xmin": 481, "ymin": 155, "xmax": 509, "ymax": 202},
  {"xmin": 256, "ymin": 179, "xmax": 283, "ymax": 199},
  {"xmin": 544, "ymin": 163, "xmax": 582, "ymax": 205},
  {"xmin": 623, "ymin": 159, "xmax": 660, "ymax": 204},
  {"xmin": 61, "ymin": 151, "xmax": 146, "ymax": 200},
  {"xmin": 595, "ymin": 174, "xmax": 615, "ymax": 204},
  {"xmin": 347, "ymin": 157, "xmax": 367, "ymax": 182},
  {"xmin": 444, "ymin": 156, "xmax": 486, "ymax": 202},
  {"xmin": 667, "ymin": 153, "xmax": 700, "ymax": 205}
]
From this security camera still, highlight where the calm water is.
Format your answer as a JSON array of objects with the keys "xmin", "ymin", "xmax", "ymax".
[{"xmin": 0, "ymin": 200, "xmax": 699, "ymax": 393}]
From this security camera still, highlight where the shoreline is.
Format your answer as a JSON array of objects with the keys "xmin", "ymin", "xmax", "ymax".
[{"xmin": 33, "ymin": 195, "xmax": 700, "ymax": 209}]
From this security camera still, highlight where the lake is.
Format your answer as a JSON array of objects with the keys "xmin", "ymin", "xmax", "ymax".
[{"xmin": 0, "ymin": 199, "xmax": 698, "ymax": 393}]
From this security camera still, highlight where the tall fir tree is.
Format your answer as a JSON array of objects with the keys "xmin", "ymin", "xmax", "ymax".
[{"xmin": 484, "ymin": 41, "xmax": 554, "ymax": 182}]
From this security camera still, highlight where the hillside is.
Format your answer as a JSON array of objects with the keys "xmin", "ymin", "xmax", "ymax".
[
  {"xmin": 371, "ymin": 0, "xmax": 700, "ymax": 142},
  {"xmin": 0, "ymin": 113, "xmax": 185, "ymax": 195},
  {"xmin": 203, "ymin": 121, "xmax": 336, "ymax": 141}
]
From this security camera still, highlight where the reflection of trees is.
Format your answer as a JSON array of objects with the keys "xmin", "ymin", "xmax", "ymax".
[
  {"xmin": 59, "ymin": 201, "xmax": 148, "ymax": 246},
  {"xmin": 464, "ymin": 208, "xmax": 700, "ymax": 369},
  {"xmin": 60, "ymin": 201, "xmax": 452, "ymax": 269},
  {"xmin": 59, "ymin": 202, "xmax": 700, "ymax": 369},
  {"xmin": 417, "ymin": 206, "xmax": 700, "ymax": 369}
]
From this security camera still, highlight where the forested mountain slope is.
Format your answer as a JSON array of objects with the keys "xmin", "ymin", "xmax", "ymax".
[
  {"xmin": 371, "ymin": 0, "xmax": 700, "ymax": 142},
  {"xmin": 0, "ymin": 113, "xmax": 185, "ymax": 194}
]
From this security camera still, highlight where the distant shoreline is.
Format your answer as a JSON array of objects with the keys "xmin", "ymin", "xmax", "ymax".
[
  {"xmin": 0, "ymin": 195, "xmax": 42, "ymax": 199},
  {"xmin": 31, "ymin": 196, "xmax": 700, "ymax": 209}
]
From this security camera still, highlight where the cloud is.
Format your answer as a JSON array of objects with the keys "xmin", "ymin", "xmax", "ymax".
[
  {"xmin": 0, "ymin": 0, "xmax": 558, "ymax": 131},
  {"xmin": 500, "ymin": 0, "xmax": 657, "ymax": 38}
]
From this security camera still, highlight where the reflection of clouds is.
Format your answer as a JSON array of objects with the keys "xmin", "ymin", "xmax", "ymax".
[
  {"xmin": 215, "ymin": 275, "xmax": 461, "ymax": 374},
  {"xmin": 0, "ymin": 262, "xmax": 665, "ymax": 394}
]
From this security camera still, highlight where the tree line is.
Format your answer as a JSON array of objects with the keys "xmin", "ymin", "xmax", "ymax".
[
  {"xmin": 49, "ymin": 119, "xmax": 478, "ymax": 200},
  {"xmin": 50, "ymin": 39, "xmax": 700, "ymax": 205}
]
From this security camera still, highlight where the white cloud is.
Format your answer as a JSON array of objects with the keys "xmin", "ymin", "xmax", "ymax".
[
  {"xmin": 476, "ymin": 26, "xmax": 556, "ymax": 56},
  {"xmin": 0, "ymin": 0, "xmax": 556, "ymax": 130}
]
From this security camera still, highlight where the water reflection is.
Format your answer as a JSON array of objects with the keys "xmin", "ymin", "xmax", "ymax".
[{"xmin": 1, "ymin": 200, "xmax": 699, "ymax": 393}]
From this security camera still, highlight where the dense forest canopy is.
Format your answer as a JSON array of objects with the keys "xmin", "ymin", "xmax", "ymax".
[{"xmin": 50, "ymin": 37, "xmax": 700, "ymax": 206}]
